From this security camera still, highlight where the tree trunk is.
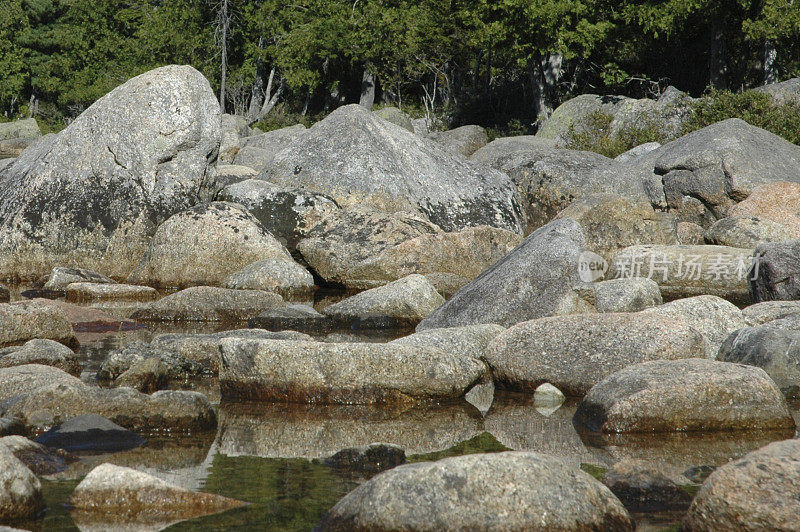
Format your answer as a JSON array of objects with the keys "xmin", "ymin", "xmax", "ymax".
[
  {"xmin": 248, "ymin": 71, "xmax": 284, "ymax": 126},
  {"xmin": 764, "ymin": 40, "xmax": 778, "ymax": 85},
  {"xmin": 359, "ymin": 67, "xmax": 375, "ymax": 109},
  {"xmin": 246, "ymin": 37, "xmax": 266, "ymax": 122},
  {"xmin": 218, "ymin": 0, "xmax": 229, "ymax": 112},
  {"xmin": 529, "ymin": 52, "xmax": 563, "ymax": 126},
  {"xmin": 710, "ymin": 18, "xmax": 727, "ymax": 90}
]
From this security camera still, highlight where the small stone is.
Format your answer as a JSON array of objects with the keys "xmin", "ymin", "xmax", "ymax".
[
  {"xmin": 35, "ymin": 414, "xmax": 145, "ymax": 453},
  {"xmin": 534, "ymin": 383, "xmax": 565, "ymax": 406}
]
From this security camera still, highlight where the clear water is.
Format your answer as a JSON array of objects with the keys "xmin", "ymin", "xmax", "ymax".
[{"xmin": 4, "ymin": 287, "xmax": 799, "ymax": 531}]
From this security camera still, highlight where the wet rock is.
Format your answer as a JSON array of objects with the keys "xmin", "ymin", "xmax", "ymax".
[
  {"xmin": 116, "ymin": 357, "xmax": 174, "ymax": 393},
  {"xmin": 248, "ymin": 304, "xmax": 333, "ymax": 333},
  {"xmin": 69, "ymin": 463, "xmax": 245, "ymax": 527},
  {"xmin": 614, "ymin": 142, "xmax": 661, "ymax": 163},
  {"xmin": 534, "ymin": 383, "xmax": 565, "ymax": 407},
  {"xmin": 742, "ymin": 300, "xmax": 800, "ymax": 325},
  {"xmin": 705, "ymin": 216, "xmax": 797, "ymax": 248},
  {"xmin": 218, "ymin": 402, "xmax": 483, "ymax": 459},
  {"xmin": 557, "ymin": 194, "xmax": 677, "ymax": 259},
  {"xmin": 390, "ymin": 324, "xmax": 506, "ymax": 362},
  {"xmin": 97, "ymin": 341, "xmax": 206, "ymax": 382},
  {"xmin": 717, "ymin": 317, "xmax": 800, "ymax": 398},
  {"xmin": 128, "ymin": 202, "xmax": 295, "ymax": 289},
  {"xmin": 218, "ymin": 179, "xmax": 338, "ymax": 251},
  {"xmin": 0, "ymin": 65, "xmax": 220, "ymax": 281},
  {"xmin": 591, "ymin": 278, "xmax": 662, "ymax": 312},
  {"xmin": 35, "ymin": 414, "xmax": 145, "ymax": 453},
  {"xmin": 336, "ymin": 225, "xmax": 522, "ymax": 290},
  {"xmin": 0, "ymin": 339, "xmax": 80, "ymax": 376},
  {"xmin": 65, "ymin": 282, "xmax": 158, "ymax": 303},
  {"xmin": 150, "ymin": 329, "xmax": 313, "ymax": 374},
  {"xmin": 297, "ymin": 206, "xmax": 440, "ymax": 287},
  {"xmin": 322, "ymin": 275, "xmax": 445, "ymax": 328},
  {"xmin": 0, "ymin": 417, "xmax": 25, "ymax": 437},
  {"xmin": 37, "ymin": 299, "xmax": 138, "ymax": 333},
  {"xmin": 236, "ymin": 124, "xmax": 307, "ymax": 172},
  {"xmin": 750, "ymin": 239, "xmax": 800, "ymax": 302},
  {"xmin": 131, "ymin": 286, "xmax": 284, "ymax": 322},
  {"xmin": 485, "ymin": 312, "xmax": 705, "ymax": 396},
  {"xmin": 373, "ymin": 107, "xmax": 413, "ymax": 131},
  {"xmin": 262, "ymin": 104, "xmax": 524, "ymax": 233},
  {"xmin": 418, "ymin": 219, "xmax": 590, "ymax": 329},
  {"xmin": 684, "ymin": 438, "xmax": 800, "ymax": 531},
  {"xmin": 0, "ymin": 300, "xmax": 76, "ymax": 348},
  {"xmin": 574, "ymin": 359, "xmax": 794, "ymax": 433},
  {"xmin": 600, "ymin": 459, "xmax": 692, "ymax": 512},
  {"xmin": 469, "ymin": 135, "xmax": 555, "ymax": 168},
  {"xmin": 0, "ymin": 365, "xmax": 217, "ymax": 432},
  {"xmin": 224, "ymin": 258, "xmax": 314, "ymax": 299},
  {"xmin": 641, "ymin": 295, "xmax": 746, "ymax": 357},
  {"xmin": 0, "ymin": 435, "xmax": 77, "ymax": 475},
  {"xmin": 0, "ymin": 285, "xmax": 8, "ymax": 304},
  {"xmin": 678, "ymin": 221, "xmax": 705, "ymax": 245},
  {"xmin": 318, "ymin": 452, "xmax": 634, "ymax": 531},
  {"xmin": 608, "ymin": 244, "xmax": 754, "ymax": 304},
  {"xmin": 427, "ymin": 125, "xmax": 488, "ymax": 157},
  {"xmin": 43, "ymin": 266, "xmax": 115, "ymax": 291},
  {"xmin": 0, "ymin": 445, "xmax": 43, "ymax": 522},
  {"xmin": 324, "ymin": 443, "xmax": 406, "ymax": 475},
  {"xmin": 219, "ymin": 338, "xmax": 487, "ymax": 405}
]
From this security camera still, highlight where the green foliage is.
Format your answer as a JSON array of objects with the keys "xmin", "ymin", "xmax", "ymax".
[
  {"xmin": 683, "ymin": 90, "xmax": 800, "ymax": 145},
  {"xmin": 564, "ymin": 109, "xmax": 667, "ymax": 158}
]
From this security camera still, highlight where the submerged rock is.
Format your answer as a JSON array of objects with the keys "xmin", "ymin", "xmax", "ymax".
[
  {"xmin": 683, "ymin": 438, "xmax": 800, "ymax": 531},
  {"xmin": 0, "ymin": 435, "xmax": 77, "ymax": 475},
  {"xmin": 574, "ymin": 359, "xmax": 794, "ymax": 433},
  {"xmin": 69, "ymin": 463, "xmax": 245, "ymax": 527},
  {"xmin": 600, "ymin": 459, "xmax": 692, "ymax": 512},
  {"xmin": 324, "ymin": 443, "xmax": 406, "ymax": 476},
  {"xmin": 317, "ymin": 452, "xmax": 634, "ymax": 531},
  {"xmin": 65, "ymin": 282, "xmax": 158, "ymax": 303},
  {"xmin": 0, "ymin": 339, "xmax": 80, "ymax": 376},
  {"xmin": 131, "ymin": 286, "xmax": 284, "ymax": 322},
  {"xmin": 35, "ymin": 414, "xmax": 145, "ymax": 453},
  {"xmin": 128, "ymin": 202, "xmax": 295, "ymax": 289},
  {"xmin": 219, "ymin": 339, "xmax": 487, "ymax": 405},
  {"xmin": 322, "ymin": 275, "xmax": 445, "ymax": 328}
]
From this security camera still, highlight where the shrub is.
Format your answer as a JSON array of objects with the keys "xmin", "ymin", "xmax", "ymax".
[{"xmin": 564, "ymin": 109, "xmax": 666, "ymax": 158}]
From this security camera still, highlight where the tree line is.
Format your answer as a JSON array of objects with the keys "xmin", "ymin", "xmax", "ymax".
[{"xmin": 1, "ymin": 0, "xmax": 798, "ymax": 131}]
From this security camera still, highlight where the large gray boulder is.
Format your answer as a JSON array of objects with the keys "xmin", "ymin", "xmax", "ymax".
[
  {"xmin": 574, "ymin": 359, "xmax": 795, "ymax": 433},
  {"xmin": 70, "ymin": 463, "xmax": 245, "ymax": 528},
  {"xmin": 485, "ymin": 312, "xmax": 705, "ymax": 396},
  {"xmin": 322, "ymin": 275, "xmax": 445, "ymax": 327},
  {"xmin": 373, "ymin": 107, "xmax": 414, "ymax": 132},
  {"xmin": 260, "ymin": 104, "xmax": 524, "ymax": 233},
  {"xmin": 317, "ymin": 452, "xmax": 634, "ymax": 531},
  {"xmin": 235, "ymin": 123, "xmax": 306, "ymax": 171},
  {"xmin": 219, "ymin": 338, "xmax": 487, "ymax": 405},
  {"xmin": 390, "ymin": 324, "xmax": 506, "ymax": 363},
  {"xmin": 557, "ymin": 194, "xmax": 677, "ymax": 259},
  {"xmin": 742, "ymin": 300, "xmax": 800, "ymax": 325},
  {"xmin": 749, "ymin": 239, "xmax": 800, "ymax": 302},
  {"xmin": 608, "ymin": 244, "xmax": 754, "ymax": 304},
  {"xmin": 127, "ymin": 202, "xmax": 294, "ymax": 288},
  {"xmin": 0, "ymin": 300, "xmax": 76, "ymax": 348},
  {"xmin": 705, "ymin": 215, "xmax": 798, "ymax": 248},
  {"xmin": 590, "ymin": 278, "xmax": 663, "ymax": 313},
  {"xmin": 131, "ymin": 286, "xmax": 284, "ymax": 322},
  {"xmin": 0, "ymin": 339, "xmax": 80, "ymax": 376},
  {"xmin": 754, "ymin": 77, "xmax": 800, "ymax": 105},
  {"xmin": 224, "ymin": 258, "xmax": 314, "ymax": 299},
  {"xmin": 683, "ymin": 438, "xmax": 800, "ymax": 531},
  {"xmin": 717, "ymin": 316, "xmax": 800, "ymax": 398},
  {"xmin": 0, "ymin": 118, "xmax": 41, "ymax": 142},
  {"xmin": 427, "ymin": 125, "xmax": 488, "ymax": 157},
  {"xmin": 537, "ymin": 94, "xmax": 631, "ymax": 143},
  {"xmin": 469, "ymin": 135, "xmax": 555, "ymax": 167},
  {"xmin": 0, "ymin": 65, "xmax": 220, "ymax": 281},
  {"xmin": 218, "ymin": 179, "xmax": 338, "ymax": 251},
  {"xmin": 417, "ymin": 219, "xmax": 590, "ymax": 329},
  {"xmin": 0, "ymin": 446, "xmax": 42, "ymax": 522},
  {"xmin": 498, "ymin": 150, "xmax": 642, "ymax": 230}
]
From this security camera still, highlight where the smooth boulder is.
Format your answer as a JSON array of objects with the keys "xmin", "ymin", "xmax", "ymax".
[
  {"xmin": 574, "ymin": 359, "xmax": 795, "ymax": 433},
  {"xmin": 224, "ymin": 258, "xmax": 314, "ymax": 299},
  {"xmin": 0, "ymin": 339, "xmax": 80, "ymax": 376},
  {"xmin": 131, "ymin": 286, "xmax": 284, "ymax": 322},
  {"xmin": 43, "ymin": 266, "xmax": 115, "ymax": 291},
  {"xmin": 0, "ymin": 300, "xmax": 76, "ymax": 348},
  {"xmin": 0, "ymin": 446, "xmax": 42, "ymax": 522},
  {"xmin": 219, "ymin": 339, "xmax": 487, "ymax": 405},
  {"xmin": 418, "ymin": 219, "xmax": 589, "ymax": 329},
  {"xmin": 261, "ymin": 104, "xmax": 524, "ymax": 233},
  {"xmin": 128, "ymin": 202, "xmax": 294, "ymax": 288},
  {"xmin": 427, "ymin": 125, "xmax": 488, "ymax": 157},
  {"xmin": 318, "ymin": 452, "xmax": 634, "ymax": 531}
]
